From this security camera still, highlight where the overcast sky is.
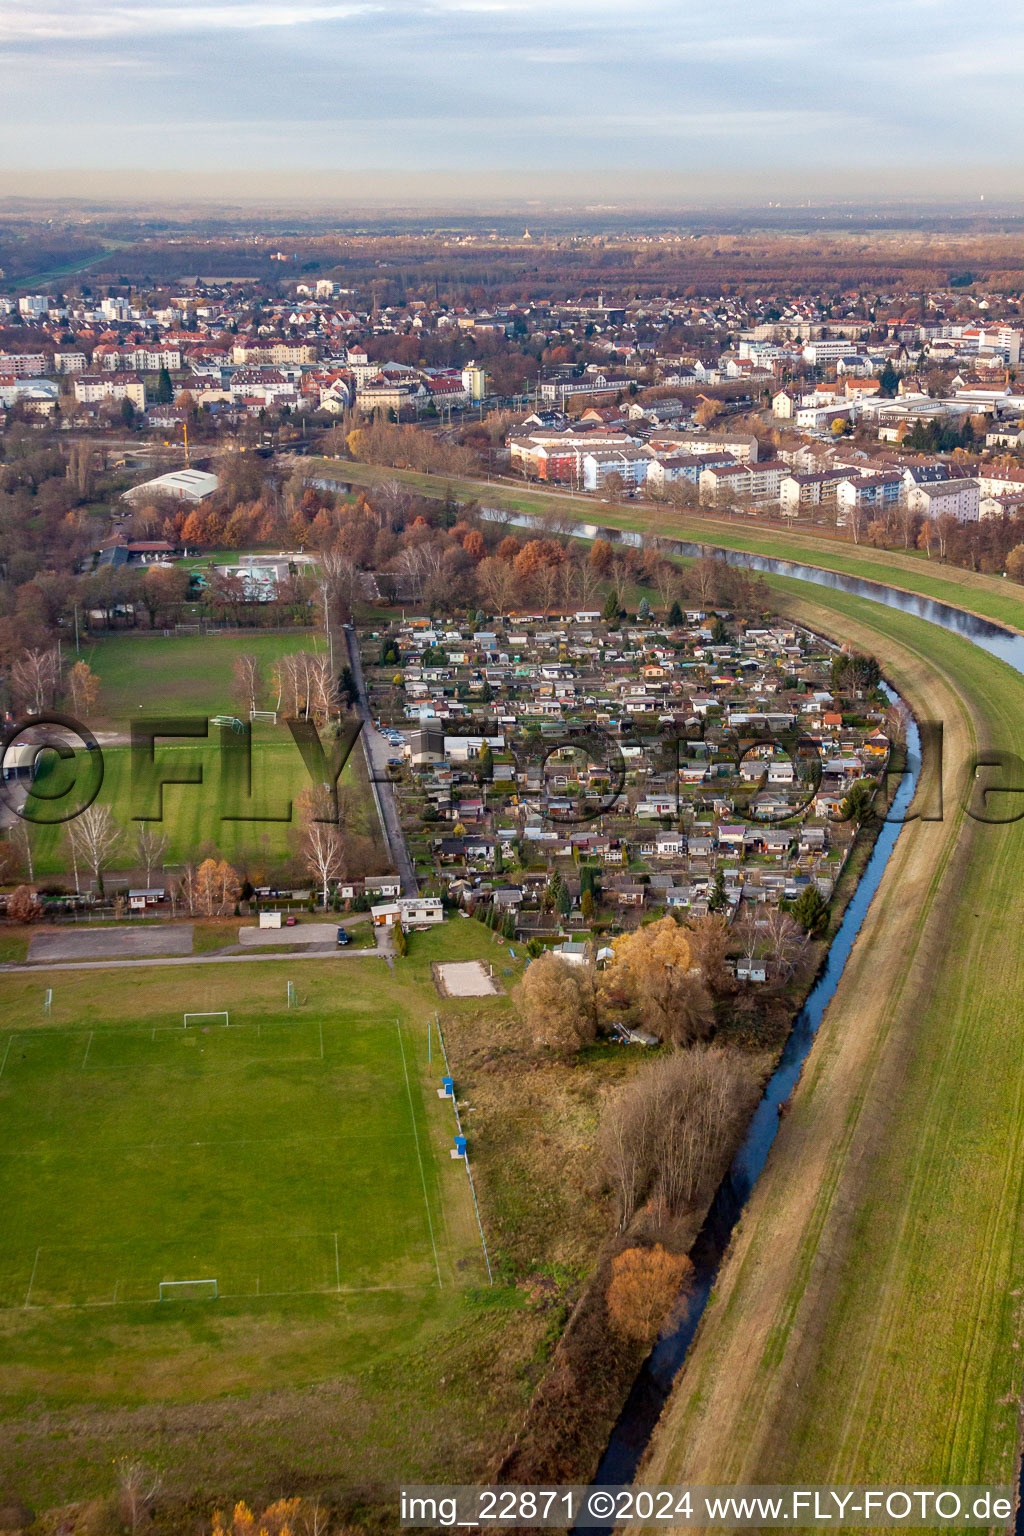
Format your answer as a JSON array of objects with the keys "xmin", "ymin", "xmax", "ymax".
[{"xmin": 2, "ymin": 0, "xmax": 1024, "ymax": 202}]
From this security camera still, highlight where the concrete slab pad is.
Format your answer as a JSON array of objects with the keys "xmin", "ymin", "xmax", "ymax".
[{"xmin": 436, "ymin": 960, "xmax": 498, "ymax": 996}]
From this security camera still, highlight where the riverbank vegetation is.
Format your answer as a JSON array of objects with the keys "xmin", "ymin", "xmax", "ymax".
[{"xmin": 631, "ymin": 580, "xmax": 1024, "ymax": 1513}]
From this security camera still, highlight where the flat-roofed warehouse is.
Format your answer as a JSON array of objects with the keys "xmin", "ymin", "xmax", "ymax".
[{"xmin": 122, "ymin": 469, "xmax": 219, "ymax": 504}]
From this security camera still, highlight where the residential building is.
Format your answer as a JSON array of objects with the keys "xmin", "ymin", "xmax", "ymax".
[
  {"xmin": 74, "ymin": 373, "xmax": 147, "ymax": 410},
  {"xmin": 906, "ymin": 478, "xmax": 981, "ymax": 523}
]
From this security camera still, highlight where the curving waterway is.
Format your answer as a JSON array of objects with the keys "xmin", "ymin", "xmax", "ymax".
[
  {"xmin": 518, "ymin": 528, "xmax": 1024, "ymax": 1523},
  {"xmin": 313, "ymin": 475, "xmax": 1024, "ymax": 1510}
]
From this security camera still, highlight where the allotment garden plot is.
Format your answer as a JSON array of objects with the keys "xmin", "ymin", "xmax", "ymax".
[{"xmin": 0, "ymin": 998, "xmax": 445, "ymax": 1310}]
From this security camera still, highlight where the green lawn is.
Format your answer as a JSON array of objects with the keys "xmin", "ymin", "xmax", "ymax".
[
  {"xmin": 82, "ymin": 630, "xmax": 324, "ymax": 725},
  {"xmin": 0, "ymin": 925, "xmax": 527, "ymax": 1508},
  {"xmin": 26, "ymin": 732, "xmax": 320, "ymax": 877},
  {"xmin": 0, "ymin": 1000, "xmax": 441, "ymax": 1307}
]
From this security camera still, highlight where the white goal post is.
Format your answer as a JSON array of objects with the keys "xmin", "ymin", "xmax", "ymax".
[
  {"xmin": 183, "ymin": 1011, "xmax": 230, "ymax": 1028},
  {"xmin": 250, "ymin": 709, "xmax": 278, "ymax": 723},
  {"xmin": 159, "ymin": 1278, "xmax": 218, "ymax": 1301}
]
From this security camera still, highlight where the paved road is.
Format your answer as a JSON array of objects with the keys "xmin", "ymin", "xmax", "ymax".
[{"xmin": 344, "ymin": 624, "xmax": 418, "ymax": 896}]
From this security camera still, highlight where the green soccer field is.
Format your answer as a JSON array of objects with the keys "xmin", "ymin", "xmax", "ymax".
[{"xmin": 0, "ymin": 977, "xmax": 447, "ymax": 1312}]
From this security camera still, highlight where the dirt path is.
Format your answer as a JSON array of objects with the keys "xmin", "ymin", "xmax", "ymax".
[{"xmin": 631, "ymin": 586, "xmax": 1024, "ymax": 1516}]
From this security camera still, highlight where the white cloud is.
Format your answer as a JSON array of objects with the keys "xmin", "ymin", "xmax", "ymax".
[{"xmin": 0, "ymin": 1, "xmax": 372, "ymax": 43}]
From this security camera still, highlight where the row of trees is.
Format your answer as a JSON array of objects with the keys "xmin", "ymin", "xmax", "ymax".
[
  {"xmin": 6, "ymin": 775, "xmax": 369, "ymax": 913},
  {"xmin": 600, "ymin": 1049, "xmax": 760, "ymax": 1232},
  {"xmin": 519, "ymin": 906, "xmax": 820, "ymax": 1059},
  {"xmin": 8, "ymin": 645, "xmax": 101, "ymax": 715},
  {"xmin": 231, "ymin": 650, "xmax": 336, "ymax": 722}
]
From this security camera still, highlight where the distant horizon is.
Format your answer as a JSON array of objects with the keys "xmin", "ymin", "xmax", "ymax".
[{"xmin": 2, "ymin": 168, "xmax": 1024, "ymax": 220}]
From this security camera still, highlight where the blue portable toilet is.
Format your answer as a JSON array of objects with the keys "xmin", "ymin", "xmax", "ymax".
[
  {"xmin": 454, "ymin": 1135, "xmax": 467, "ymax": 1158},
  {"xmin": 442, "ymin": 1076, "xmax": 454, "ymax": 1097}
]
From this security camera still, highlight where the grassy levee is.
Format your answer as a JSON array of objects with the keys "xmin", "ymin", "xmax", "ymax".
[
  {"xmin": 313, "ymin": 457, "xmax": 1024, "ymax": 633},
  {"xmin": 630, "ymin": 579, "xmax": 1024, "ymax": 1523}
]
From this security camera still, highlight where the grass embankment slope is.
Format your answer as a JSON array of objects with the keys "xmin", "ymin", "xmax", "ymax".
[
  {"xmin": 0, "ymin": 923, "xmax": 533, "ymax": 1510},
  {"xmin": 314, "ymin": 456, "xmax": 1024, "ymax": 633},
  {"xmin": 632, "ymin": 579, "xmax": 1024, "ymax": 1516}
]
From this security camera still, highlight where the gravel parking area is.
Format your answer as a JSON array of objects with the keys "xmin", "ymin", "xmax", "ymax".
[
  {"xmin": 237, "ymin": 923, "xmax": 340, "ymax": 947},
  {"xmin": 28, "ymin": 925, "xmax": 194, "ymax": 962}
]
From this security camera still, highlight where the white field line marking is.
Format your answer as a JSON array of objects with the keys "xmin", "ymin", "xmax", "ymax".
[
  {"xmin": 334, "ymin": 1231, "xmax": 341, "ymax": 1291},
  {"xmin": 0, "ymin": 1035, "xmax": 14, "ymax": 1080},
  {"xmin": 319, "ymin": 1020, "xmax": 324, "ymax": 1060},
  {"xmin": 17, "ymin": 1018, "xmax": 317, "ymax": 1040},
  {"xmin": 0, "ymin": 1129, "xmax": 410, "ymax": 1158},
  {"xmin": 82, "ymin": 1057, "xmax": 320, "ymax": 1075},
  {"xmin": 23, "ymin": 1248, "xmax": 40, "ymax": 1308},
  {"xmin": 81, "ymin": 1031, "xmax": 93, "ymax": 1069},
  {"xmin": 0, "ymin": 1281, "xmax": 431, "ymax": 1314},
  {"xmin": 395, "ymin": 1017, "xmax": 442, "ymax": 1288}
]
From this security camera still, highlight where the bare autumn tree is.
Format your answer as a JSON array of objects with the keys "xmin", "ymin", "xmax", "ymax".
[
  {"xmin": 133, "ymin": 826, "xmax": 169, "ymax": 887},
  {"xmin": 173, "ymin": 863, "xmax": 199, "ymax": 916},
  {"xmin": 318, "ymin": 546, "xmax": 363, "ymax": 624},
  {"xmin": 885, "ymin": 698, "xmax": 911, "ymax": 745},
  {"xmin": 558, "ymin": 555, "xmax": 580, "ymax": 613},
  {"xmin": 534, "ymin": 560, "xmax": 560, "ymax": 617},
  {"xmin": 307, "ymin": 652, "xmax": 335, "ymax": 723},
  {"xmin": 10, "ymin": 819, "xmax": 34, "ymax": 881},
  {"xmin": 232, "ymin": 653, "xmax": 263, "ymax": 717},
  {"xmin": 610, "ymin": 554, "xmax": 632, "ymax": 613},
  {"xmin": 11, "ymin": 646, "xmax": 61, "ymax": 713},
  {"xmin": 575, "ymin": 554, "xmax": 601, "ymax": 609},
  {"xmin": 685, "ymin": 913, "xmax": 732, "ymax": 997},
  {"xmin": 653, "ymin": 559, "xmax": 680, "ymax": 612},
  {"xmin": 115, "ymin": 1457, "xmax": 162, "ymax": 1536},
  {"xmin": 685, "ymin": 554, "xmax": 723, "ymax": 609},
  {"xmin": 302, "ymin": 821, "xmax": 346, "ymax": 906},
  {"xmin": 606, "ymin": 1244, "xmax": 695, "ymax": 1343},
  {"xmin": 762, "ymin": 907, "xmax": 807, "ymax": 979},
  {"xmin": 66, "ymin": 441, "xmax": 95, "ymax": 498},
  {"xmin": 600, "ymin": 1048, "xmax": 758, "ymax": 1232},
  {"xmin": 0, "ymin": 839, "xmax": 18, "ymax": 886},
  {"xmin": 475, "ymin": 555, "xmax": 518, "ymax": 614},
  {"xmin": 275, "ymin": 650, "xmax": 326, "ymax": 720},
  {"xmin": 66, "ymin": 803, "xmax": 122, "ymax": 895}
]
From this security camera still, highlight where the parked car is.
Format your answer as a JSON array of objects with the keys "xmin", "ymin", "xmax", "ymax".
[
  {"xmin": 336, "ymin": 926, "xmax": 351, "ymax": 946},
  {"xmin": 284, "ymin": 914, "xmax": 297, "ymax": 927}
]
